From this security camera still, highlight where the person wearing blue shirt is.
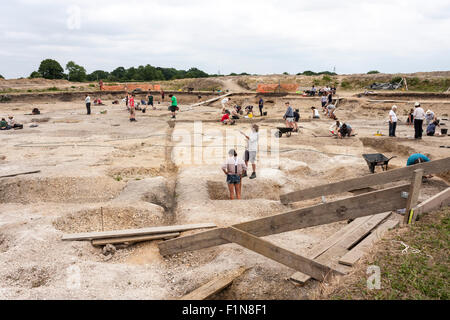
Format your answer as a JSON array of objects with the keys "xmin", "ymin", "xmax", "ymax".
[
  {"xmin": 406, "ymin": 153, "xmax": 430, "ymax": 166},
  {"xmin": 426, "ymin": 121, "xmax": 439, "ymax": 136}
]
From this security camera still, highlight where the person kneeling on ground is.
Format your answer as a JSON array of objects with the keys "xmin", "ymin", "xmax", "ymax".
[
  {"xmin": 222, "ymin": 149, "xmax": 247, "ymax": 200},
  {"xmin": 427, "ymin": 120, "xmax": 440, "ymax": 136},
  {"xmin": 311, "ymin": 106, "xmax": 320, "ymax": 119},
  {"xmin": 407, "ymin": 153, "xmax": 432, "ymax": 179},
  {"xmin": 241, "ymin": 124, "xmax": 259, "ymax": 179},
  {"xmin": 7, "ymin": 116, "xmax": 23, "ymax": 129},
  {"xmin": 1, "ymin": 118, "xmax": 11, "ymax": 130},
  {"xmin": 221, "ymin": 111, "xmax": 235, "ymax": 125},
  {"xmin": 338, "ymin": 122, "xmax": 352, "ymax": 138},
  {"xmin": 329, "ymin": 120, "xmax": 340, "ymax": 136},
  {"xmin": 407, "ymin": 153, "xmax": 430, "ymax": 166}
]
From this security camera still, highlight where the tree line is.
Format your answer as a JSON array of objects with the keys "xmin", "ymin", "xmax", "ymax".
[{"xmin": 28, "ymin": 59, "xmax": 213, "ymax": 82}]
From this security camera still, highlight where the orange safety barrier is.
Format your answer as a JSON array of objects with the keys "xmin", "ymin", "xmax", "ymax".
[
  {"xmin": 257, "ymin": 83, "xmax": 300, "ymax": 93},
  {"xmin": 101, "ymin": 84, "xmax": 162, "ymax": 92}
]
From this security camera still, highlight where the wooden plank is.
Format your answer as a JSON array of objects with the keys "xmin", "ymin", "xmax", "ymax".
[
  {"xmin": 404, "ymin": 169, "xmax": 423, "ymax": 225},
  {"xmin": 62, "ymin": 223, "xmax": 217, "ymax": 241},
  {"xmin": 159, "ymin": 184, "xmax": 409, "ymax": 256},
  {"xmin": 339, "ymin": 219, "xmax": 399, "ymax": 266},
  {"xmin": 337, "ymin": 212, "xmax": 392, "ymax": 249},
  {"xmin": 0, "ymin": 170, "xmax": 41, "ymax": 178},
  {"xmin": 412, "ymin": 187, "xmax": 450, "ymax": 219},
  {"xmin": 280, "ymin": 157, "xmax": 450, "ymax": 204},
  {"xmin": 290, "ymin": 213, "xmax": 389, "ymax": 284},
  {"xmin": 221, "ymin": 227, "xmax": 342, "ymax": 281},
  {"xmin": 91, "ymin": 232, "xmax": 180, "ymax": 246},
  {"xmin": 180, "ymin": 266, "xmax": 248, "ymax": 300}
]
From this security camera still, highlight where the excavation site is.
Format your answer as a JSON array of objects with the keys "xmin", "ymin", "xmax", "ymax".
[{"xmin": 0, "ymin": 77, "xmax": 449, "ymax": 300}]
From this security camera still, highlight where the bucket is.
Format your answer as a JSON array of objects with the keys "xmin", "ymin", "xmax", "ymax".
[{"xmin": 441, "ymin": 128, "xmax": 448, "ymax": 135}]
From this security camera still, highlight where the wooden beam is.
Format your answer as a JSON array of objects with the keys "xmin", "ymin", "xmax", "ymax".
[
  {"xmin": 404, "ymin": 169, "xmax": 423, "ymax": 225},
  {"xmin": 290, "ymin": 212, "xmax": 390, "ymax": 284},
  {"xmin": 0, "ymin": 170, "xmax": 41, "ymax": 179},
  {"xmin": 290, "ymin": 216, "xmax": 371, "ymax": 284},
  {"xmin": 339, "ymin": 219, "xmax": 399, "ymax": 266},
  {"xmin": 91, "ymin": 232, "xmax": 180, "ymax": 246},
  {"xmin": 280, "ymin": 157, "xmax": 450, "ymax": 204},
  {"xmin": 159, "ymin": 184, "xmax": 409, "ymax": 256},
  {"xmin": 221, "ymin": 227, "xmax": 342, "ymax": 281},
  {"xmin": 62, "ymin": 223, "xmax": 217, "ymax": 241},
  {"xmin": 180, "ymin": 266, "xmax": 248, "ymax": 300},
  {"xmin": 412, "ymin": 187, "xmax": 450, "ymax": 220}
]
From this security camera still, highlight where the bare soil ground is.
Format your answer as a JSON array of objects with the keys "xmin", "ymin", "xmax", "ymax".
[{"xmin": 0, "ymin": 87, "xmax": 448, "ymax": 299}]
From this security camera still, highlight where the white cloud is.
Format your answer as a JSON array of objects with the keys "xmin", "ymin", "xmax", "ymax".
[{"xmin": 0, "ymin": 0, "xmax": 449, "ymax": 78}]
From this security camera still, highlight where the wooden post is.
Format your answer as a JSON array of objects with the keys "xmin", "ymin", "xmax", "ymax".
[{"xmin": 404, "ymin": 169, "xmax": 423, "ymax": 225}]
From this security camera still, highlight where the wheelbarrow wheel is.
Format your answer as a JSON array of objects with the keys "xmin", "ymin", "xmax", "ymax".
[{"xmin": 275, "ymin": 131, "xmax": 283, "ymax": 138}]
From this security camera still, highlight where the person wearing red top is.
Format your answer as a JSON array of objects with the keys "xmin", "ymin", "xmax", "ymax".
[
  {"xmin": 129, "ymin": 95, "xmax": 136, "ymax": 122},
  {"xmin": 221, "ymin": 112, "xmax": 234, "ymax": 125}
]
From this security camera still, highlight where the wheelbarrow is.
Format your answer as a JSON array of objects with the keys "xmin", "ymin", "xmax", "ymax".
[
  {"xmin": 275, "ymin": 127, "xmax": 297, "ymax": 138},
  {"xmin": 362, "ymin": 154, "xmax": 397, "ymax": 173}
]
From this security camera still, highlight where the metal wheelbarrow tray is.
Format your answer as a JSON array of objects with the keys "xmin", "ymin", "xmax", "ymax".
[
  {"xmin": 362, "ymin": 153, "xmax": 397, "ymax": 173},
  {"xmin": 275, "ymin": 127, "xmax": 298, "ymax": 138}
]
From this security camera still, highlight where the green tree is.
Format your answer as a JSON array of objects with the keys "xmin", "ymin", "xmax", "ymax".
[
  {"xmin": 185, "ymin": 67, "xmax": 209, "ymax": 78},
  {"xmin": 66, "ymin": 61, "xmax": 87, "ymax": 82},
  {"xmin": 110, "ymin": 67, "xmax": 126, "ymax": 81},
  {"xmin": 0, "ymin": 74, "xmax": 4, "ymax": 79},
  {"xmin": 367, "ymin": 70, "xmax": 380, "ymax": 74},
  {"xmin": 29, "ymin": 71, "xmax": 42, "ymax": 79},
  {"xmin": 87, "ymin": 70, "xmax": 109, "ymax": 81},
  {"xmin": 38, "ymin": 59, "xmax": 65, "ymax": 79},
  {"xmin": 283, "ymin": 72, "xmax": 289, "ymax": 75}
]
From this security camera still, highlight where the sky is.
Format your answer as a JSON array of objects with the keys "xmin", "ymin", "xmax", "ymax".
[{"xmin": 1, "ymin": 0, "xmax": 450, "ymax": 79}]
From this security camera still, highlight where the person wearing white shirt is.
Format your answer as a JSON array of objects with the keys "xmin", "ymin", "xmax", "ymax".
[
  {"xmin": 221, "ymin": 97, "xmax": 231, "ymax": 113},
  {"xmin": 85, "ymin": 95, "xmax": 91, "ymax": 115},
  {"xmin": 389, "ymin": 105, "xmax": 398, "ymax": 137},
  {"xmin": 241, "ymin": 124, "xmax": 259, "ymax": 179},
  {"xmin": 221, "ymin": 149, "xmax": 247, "ymax": 200},
  {"xmin": 413, "ymin": 102, "xmax": 425, "ymax": 139}
]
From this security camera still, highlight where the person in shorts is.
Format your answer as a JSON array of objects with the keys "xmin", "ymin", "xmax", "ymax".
[
  {"xmin": 284, "ymin": 102, "xmax": 295, "ymax": 129},
  {"xmin": 169, "ymin": 94, "xmax": 178, "ymax": 118},
  {"xmin": 241, "ymin": 124, "xmax": 259, "ymax": 179},
  {"xmin": 221, "ymin": 149, "xmax": 247, "ymax": 200}
]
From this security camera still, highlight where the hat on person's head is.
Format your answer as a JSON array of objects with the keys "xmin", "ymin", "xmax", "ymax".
[
  {"xmin": 228, "ymin": 149, "xmax": 237, "ymax": 157},
  {"xmin": 426, "ymin": 110, "xmax": 432, "ymax": 114},
  {"xmin": 415, "ymin": 102, "xmax": 421, "ymax": 107},
  {"xmin": 392, "ymin": 105, "xmax": 397, "ymax": 110}
]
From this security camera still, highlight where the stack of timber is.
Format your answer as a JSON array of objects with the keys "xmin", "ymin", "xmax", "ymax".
[{"xmin": 61, "ymin": 223, "xmax": 217, "ymax": 247}]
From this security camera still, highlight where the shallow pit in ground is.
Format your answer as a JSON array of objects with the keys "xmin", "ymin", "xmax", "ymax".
[
  {"xmin": 3, "ymin": 266, "xmax": 53, "ymax": 289},
  {"xmin": 207, "ymin": 180, "xmax": 280, "ymax": 200},
  {"xmin": 53, "ymin": 206, "xmax": 166, "ymax": 234},
  {"xmin": 0, "ymin": 177, "xmax": 124, "ymax": 204}
]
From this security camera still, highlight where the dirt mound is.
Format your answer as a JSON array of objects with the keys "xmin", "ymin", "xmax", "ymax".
[
  {"xmin": 0, "ymin": 177, "xmax": 124, "ymax": 204},
  {"xmin": 360, "ymin": 137, "xmax": 416, "ymax": 156},
  {"xmin": 53, "ymin": 206, "xmax": 166, "ymax": 234},
  {"xmin": 107, "ymin": 167, "xmax": 162, "ymax": 178}
]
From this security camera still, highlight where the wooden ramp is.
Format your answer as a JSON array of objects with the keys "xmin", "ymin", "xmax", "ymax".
[{"xmin": 290, "ymin": 212, "xmax": 391, "ymax": 284}]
